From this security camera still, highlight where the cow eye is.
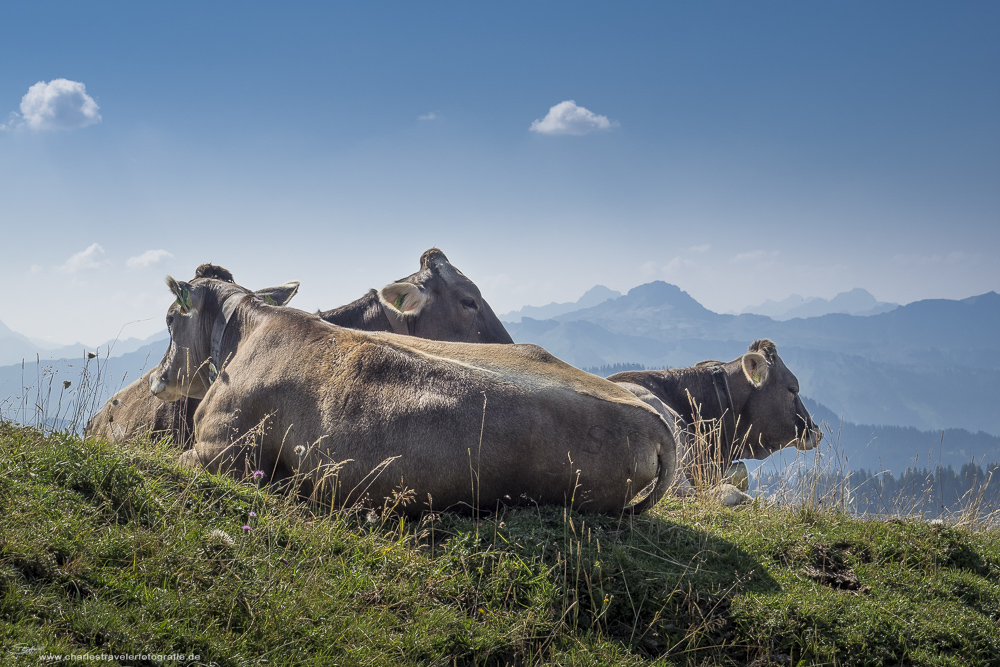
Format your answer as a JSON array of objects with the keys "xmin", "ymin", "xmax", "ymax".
[
  {"xmin": 166, "ymin": 314, "xmax": 174, "ymax": 328},
  {"xmin": 460, "ymin": 298, "xmax": 478, "ymax": 311}
]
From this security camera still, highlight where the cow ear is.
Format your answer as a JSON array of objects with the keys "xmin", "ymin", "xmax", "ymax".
[
  {"xmin": 166, "ymin": 277, "xmax": 195, "ymax": 314},
  {"xmin": 741, "ymin": 351, "xmax": 770, "ymax": 388},
  {"xmin": 254, "ymin": 281, "xmax": 299, "ymax": 306},
  {"xmin": 378, "ymin": 282, "xmax": 427, "ymax": 316}
]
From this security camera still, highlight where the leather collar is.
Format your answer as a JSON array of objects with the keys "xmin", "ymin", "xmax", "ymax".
[
  {"xmin": 708, "ymin": 364, "xmax": 738, "ymax": 457},
  {"xmin": 209, "ymin": 292, "xmax": 248, "ymax": 383}
]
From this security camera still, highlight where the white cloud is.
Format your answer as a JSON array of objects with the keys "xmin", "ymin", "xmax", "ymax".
[
  {"xmin": 529, "ymin": 100, "xmax": 617, "ymax": 136},
  {"xmin": 663, "ymin": 256, "xmax": 699, "ymax": 277},
  {"xmin": 17, "ymin": 79, "xmax": 101, "ymax": 131},
  {"xmin": 59, "ymin": 243, "xmax": 110, "ymax": 273},
  {"xmin": 733, "ymin": 250, "xmax": 780, "ymax": 263},
  {"xmin": 418, "ymin": 112, "xmax": 438, "ymax": 121},
  {"xmin": 127, "ymin": 249, "xmax": 173, "ymax": 270},
  {"xmin": 689, "ymin": 244, "xmax": 711, "ymax": 254}
]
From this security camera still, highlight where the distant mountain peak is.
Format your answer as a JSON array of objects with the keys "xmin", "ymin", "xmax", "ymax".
[
  {"xmin": 500, "ymin": 285, "xmax": 622, "ymax": 323},
  {"xmin": 625, "ymin": 281, "xmax": 705, "ymax": 309},
  {"xmin": 742, "ymin": 287, "xmax": 898, "ymax": 320}
]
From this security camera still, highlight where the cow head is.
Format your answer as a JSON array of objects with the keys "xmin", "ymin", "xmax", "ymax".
[
  {"xmin": 732, "ymin": 339, "xmax": 821, "ymax": 459},
  {"xmin": 376, "ymin": 248, "xmax": 514, "ymax": 343},
  {"xmin": 149, "ymin": 264, "xmax": 299, "ymax": 401}
]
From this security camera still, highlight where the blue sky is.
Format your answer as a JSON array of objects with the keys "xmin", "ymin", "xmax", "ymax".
[{"xmin": 2, "ymin": 2, "xmax": 997, "ymax": 346}]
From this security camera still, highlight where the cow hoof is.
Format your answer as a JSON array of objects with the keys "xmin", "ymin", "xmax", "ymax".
[
  {"xmin": 722, "ymin": 461, "xmax": 749, "ymax": 491},
  {"xmin": 713, "ymin": 483, "xmax": 752, "ymax": 507}
]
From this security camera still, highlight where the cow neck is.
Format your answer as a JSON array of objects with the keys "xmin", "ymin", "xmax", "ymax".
[
  {"xmin": 707, "ymin": 364, "xmax": 738, "ymax": 456},
  {"xmin": 378, "ymin": 300, "xmax": 416, "ymax": 336},
  {"xmin": 209, "ymin": 291, "xmax": 250, "ymax": 383}
]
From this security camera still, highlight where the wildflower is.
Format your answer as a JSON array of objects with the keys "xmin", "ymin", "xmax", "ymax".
[
  {"xmin": 249, "ymin": 511, "xmax": 257, "ymax": 518},
  {"xmin": 242, "ymin": 525, "xmax": 252, "ymax": 532},
  {"xmin": 207, "ymin": 529, "xmax": 235, "ymax": 547},
  {"xmin": 252, "ymin": 470, "xmax": 265, "ymax": 480},
  {"xmin": 293, "ymin": 445, "xmax": 305, "ymax": 457}
]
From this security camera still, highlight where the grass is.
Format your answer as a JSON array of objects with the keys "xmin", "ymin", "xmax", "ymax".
[{"xmin": 2, "ymin": 421, "xmax": 1000, "ymax": 666}]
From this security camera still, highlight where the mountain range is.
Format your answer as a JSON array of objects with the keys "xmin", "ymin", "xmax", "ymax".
[
  {"xmin": 503, "ymin": 282, "xmax": 1000, "ymax": 437},
  {"xmin": 0, "ymin": 320, "xmax": 168, "ymax": 368},
  {"xmin": 499, "ymin": 285, "xmax": 622, "ymax": 322},
  {"xmin": 739, "ymin": 288, "xmax": 898, "ymax": 320}
]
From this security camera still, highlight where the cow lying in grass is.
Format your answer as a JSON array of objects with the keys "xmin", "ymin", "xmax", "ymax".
[
  {"xmin": 609, "ymin": 340, "xmax": 820, "ymax": 503},
  {"xmin": 85, "ymin": 248, "xmax": 512, "ymax": 446},
  {"xmin": 149, "ymin": 267, "xmax": 677, "ymax": 516}
]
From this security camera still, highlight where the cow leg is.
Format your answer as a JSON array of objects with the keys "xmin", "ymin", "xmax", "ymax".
[
  {"xmin": 178, "ymin": 439, "xmax": 256, "ymax": 476},
  {"xmin": 178, "ymin": 448, "xmax": 200, "ymax": 469}
]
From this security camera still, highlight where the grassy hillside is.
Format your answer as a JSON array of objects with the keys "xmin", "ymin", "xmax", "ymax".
[{"xmin": 2, "ymin": 423, "xmax": 999, "ymax": 666}]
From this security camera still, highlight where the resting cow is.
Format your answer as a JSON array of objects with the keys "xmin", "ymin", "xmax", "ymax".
[
  {"xmin": 149, "ymin": 268, "xmax": 676, "ymax": 516},
  {"xmin": 84, "ymin": 248, "xmax": 512, "ymax": 445},
  {"xmin": 82, "ymin": 265, "xmax": 298, "ymax": 445},
  {"xmin": 608, "ymin": 340, "xmax": 820, "ymax": 492}
]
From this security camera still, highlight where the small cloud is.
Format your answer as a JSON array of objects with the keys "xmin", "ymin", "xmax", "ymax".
[
  {"xmin": 418, "ymin": 112, "xmax": 438, "ymax": 121},
  {"xmin": 0, "ymin": 111, "xmax": 20, "ymax": 131},
  {"xmin": 529, "ymin": 100, "xmax": 618, "ymax": 136},
  {"xmin": 127, "ymin": 249, "xmax": 173, "ymax": 270},
  {"xmin": 16, "ymin": 79, "xmax": 101, "ymax": 131},
  {"xmin": 689, "ymin": 244, "xmax": 711, "ymax": 254},
  {"xmin": 59, "ymin": 243, "xmax": 110, "ymax": 273},
  {"xmin": 734, "ymin": 250, "xmax": 779, "ymax": 263},
  {"xmin": 663, "ymin": 256, "xmax": 698, "ymax": 276},
  {"xmin": 640, "ymin": 261, "xmax": 659, "ymax": 277}
]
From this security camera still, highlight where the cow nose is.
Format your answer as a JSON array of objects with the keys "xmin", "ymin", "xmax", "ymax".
[
  {"xmin": 797, "ymin": 427, "xmax": 821, "ymax": 451},
  {"xmin": 149, "ymin": 372, "xmax": 168, "ymax": 396}
]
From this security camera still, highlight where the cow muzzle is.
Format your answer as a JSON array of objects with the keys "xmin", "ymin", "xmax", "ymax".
[
  {"xmin": 796, "ymin": 428, "xmax": 822, "ymax": 451},
  {"xmin": 149, "ymin": 372, "xmax": 169, "ymax": 397}
]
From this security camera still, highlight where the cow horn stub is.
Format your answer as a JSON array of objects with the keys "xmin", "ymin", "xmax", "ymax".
[
  {"xmin": 420, "ymin": 247, "xmax": 449, "ymax": 270},
  {"xmin": 194, "ymin": 263, "xmax": 236, "ymax": 283}
]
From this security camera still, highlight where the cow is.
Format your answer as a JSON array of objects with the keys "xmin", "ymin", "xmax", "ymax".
[
  {"xmin": 84, "ymin": 248, "xmax": 512, "ymax": 445},
  {"xmin": 608, "ymin": 340, "xmax": 820, "ymax": 495},
  {"xmin": 148, "ymin": 268, "xmax": 676, "ymax": 516},
  {"xmin": 82, "ymin": 264, "xmax": 298, "ymax": 445},
  {"xmin": 319, "ymin": 247, "xmax": 514, "ymax": 344}
]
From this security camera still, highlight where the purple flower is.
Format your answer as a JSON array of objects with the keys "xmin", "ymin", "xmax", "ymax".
[
  {"xmin": 252, "ymin": 470, "xmax": 265, "ymax": 480},
  {"xmin": 242, "ymin": 525, "xmax": 252, "ymax": 531},
  {"xmin": 249, "ymin": 511, "xmax": 257, "ymax": 518}
]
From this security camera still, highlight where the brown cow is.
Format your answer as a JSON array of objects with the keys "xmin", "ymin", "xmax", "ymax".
[
  {"xmin": 149, "ymin": 269, "xmax": 675, "ymax": 516},
  {"xmin": 84, "ymin": 248, "xmax": 512, "ymax": 445},
  {"xmin": 609, "ymin": 340, "xmax": 820, "ymax": 491},
  {"xmin": 82, "ymin": 264, "xmax": 298, "ymax": 444}
]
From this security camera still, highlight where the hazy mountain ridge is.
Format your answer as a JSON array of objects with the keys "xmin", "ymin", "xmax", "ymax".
[
  {"xmin": 500, "ymin": 285, "xmax": 621, "ymax": 323},
  {"xmin": 506, "ymin": 283, "xmax": 1000, "ymax": 437},
  {"xmin": 0, "ymin": 319, "xmax": 169, "ymax": 368},
  {"xmin": 741, "ymin": 288, "xmax": 899, "ymax": 320}
]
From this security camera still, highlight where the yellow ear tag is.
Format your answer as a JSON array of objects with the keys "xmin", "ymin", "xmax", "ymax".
[
  {"xmin": 264, "ymin": 295, "xmax": 277, "ymax": 306},
  {"xmin": 394, "ymin": 294, "xmax": 406, "ymax": 311},
  {"xmin": 753, "ymin": 368, "xmax": 764, "ymax": 384}
]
